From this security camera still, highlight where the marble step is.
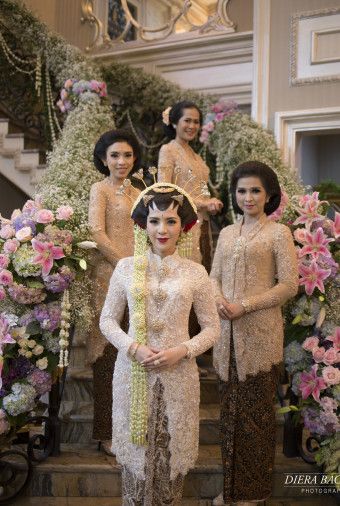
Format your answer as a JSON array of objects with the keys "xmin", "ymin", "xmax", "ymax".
[
  {"xmin": 63, "ymin": 365, "xmax": 220, "ymax": 405},
  {"xmin": 60, "ymin": 403, "xmax": 221, "ymax": 445},
  {"xmin": 23, "ymin": 443, "xmax": 338, "ymax": 504}
]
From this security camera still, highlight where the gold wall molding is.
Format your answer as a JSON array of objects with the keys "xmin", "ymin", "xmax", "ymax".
[{"xmin": 81, "ymin": 0, "xmax": 236, "ymax": 51}]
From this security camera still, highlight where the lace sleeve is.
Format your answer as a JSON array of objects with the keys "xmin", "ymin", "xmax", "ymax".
[
  {"xmin": 210, "ymin": 228, "xmax": 226, "ymax": 300},
  {"xmin": 158, "ymin": 144, "xmax": 175, "ymax": 182},
  {"xmin": 242, "ymin": 225, "xmax": 298, "ymax": 313},
  {"xmin": 99, "ymin": 259, "xmax": 134, "ymax": 354},
  {"xmin": 88, "ymin": 183, "xmax": 120, "ymax": 266},
  {"xmin": 183, "ymin": 265, "xmax": 220, "ymax": 358}
]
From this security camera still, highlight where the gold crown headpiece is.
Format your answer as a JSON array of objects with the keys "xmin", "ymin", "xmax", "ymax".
[{"xmin": 116, "ymin": 166, "xmax": 210, "ymax": 213}]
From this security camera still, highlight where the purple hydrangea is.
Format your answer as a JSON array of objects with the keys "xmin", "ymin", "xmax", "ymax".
[
  {"xmin": 33, "ymin": 301, "xmax": 61, "ymax": 332},
  {"xmin": 43, "ymin": 266, "xmax": 75, "ymax": 293},
  {"xmin": 12, "ymin": 215, "xmax": 36, "ymax": 234},
  {"xmin": 27, "ymin": 368, "xmax": 52, "ymax": 396},
  {"xmin": 2, "ymin": 357, "xmax": 34, "ymax": 392}
]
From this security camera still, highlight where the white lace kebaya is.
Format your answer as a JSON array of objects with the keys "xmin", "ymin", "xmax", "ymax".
[{"xmin": 99, "ymin": 248, "xmax": 220, "ymax": 480}]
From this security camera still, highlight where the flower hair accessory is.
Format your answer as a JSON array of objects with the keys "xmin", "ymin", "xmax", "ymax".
[{"xmin": 162, "ymin": 106, "xmax": 171, "ymax": 126}]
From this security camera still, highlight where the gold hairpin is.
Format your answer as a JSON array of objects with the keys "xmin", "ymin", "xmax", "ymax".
[
  {"xmin": 148, "ymin": 167, "xmax": 158, "ymax": 184},
  {"xmin": 132, "ymin": 169, "xmax": 148, "ymax": 188},
  {"xmin": 142, "ymin": 195, "xmax": 154, "ymax": 206},
  {"xmin": 172, "ymin": 194, "xmax": 184, "ymax": 206},
  {"xmin": 174, "ymin": 166, "xmax": 181, "ymax": 186},
  {"xmin": 117, "ymin": 179, "xmax": 134, "ymax": 201}
]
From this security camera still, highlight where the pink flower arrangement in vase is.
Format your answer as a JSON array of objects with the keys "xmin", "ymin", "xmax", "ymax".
[
  {"xmin": 57, "ymin": 78, "xmax": 107, "ymax": 113},
  {"xmin": 0, "ymin": 198, "xmax": 84, "ymax": 442}
]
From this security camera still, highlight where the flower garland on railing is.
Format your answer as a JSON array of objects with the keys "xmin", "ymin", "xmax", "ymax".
[{"xmin": 0, "ymin": 198, "xmax": 87, "ymax": 441}]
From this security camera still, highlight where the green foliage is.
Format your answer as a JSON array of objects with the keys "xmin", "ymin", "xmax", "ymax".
[{"xmin": 208, "ymin": 112, "xmax": 303, "ymax": 218}]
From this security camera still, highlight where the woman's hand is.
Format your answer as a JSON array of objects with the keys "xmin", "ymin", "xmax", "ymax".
[
  {"xmin": 205, "ymin": 198, "xmax": 223, "ymax": 215},
  {"xmin": 133, "ymin": 344, "xmax": 160, "ymax": 364},
  {"xmin": 226, "ymin": 302, "xmax": 246, "ymax": 320},
  {"xmin": 141, "ymin": 344, "xmax": 188, "ymax": 371},
  {"xmin": 216, "ymin": 297, "xmax": 230, "ymax": 320},
  {"xmin": 216, "ymin": 299, "xmax": 245, "ymax": 321}
]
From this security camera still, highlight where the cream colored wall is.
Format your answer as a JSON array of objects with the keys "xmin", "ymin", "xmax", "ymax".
[
  {"xmin": 268, "ymin": 0, "xmax": 340, "ymax": 129},
  {"xmin": 229, "ymin": 0, "xmax": 253, "ymax": 32},
  {"xmin": 22, "ymin": 0, "xmax": 93, "ymax": 51}
]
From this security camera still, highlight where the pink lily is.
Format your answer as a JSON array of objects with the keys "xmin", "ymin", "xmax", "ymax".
[
  {"xmin": 0, "ymin": 316, "xmax": 15, "ymax": 355},
  {"xmin": 32, "ymin": 238, "xmax": 65, "ymax": 276},
  {"xmin": 299, "ymin": 227, "xmax": 333, "ymax": 259},
  {"xmin": 332, "ymin": 212, "xmax": 340, "ymax": 239},
  {"xmin": 299, "ymin": 364, "xmax": 327, "ymax": 401},
  {"xmin": 293, "ymin": 202, "xmax": 324, "ymax": 226},
  {"xmin": 298, "ymin": 259, "xmax": 331, "ymax": 295},
  {"xmin": 326, "ymin": 327, "xmax": 340, "ymax": 351}
]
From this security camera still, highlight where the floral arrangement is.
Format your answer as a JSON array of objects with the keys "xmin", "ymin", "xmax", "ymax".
[
  {"xmin": 0, "ymin": 197, "xmax": 85, "ymax": 442},
  {"xmin": 283, "ymin": 193, "xmax": 339, "ymax": 482},
  {"xmin": 57, "ymin": 79, "xmax": 107, "ymax": 113},
  {"xmin": 199, "ymin": 99, "xmax": 238, "ymax": 145}
]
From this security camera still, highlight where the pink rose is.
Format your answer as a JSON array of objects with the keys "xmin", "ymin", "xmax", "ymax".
[
  {"xmin": 312, "ymin": 346, "xmax": 325, "ymax": 363},
  {"xmin": 0, "ymin": 286, "xmax": 6, "ymax": 301},
  {"xmin": 15, "ymin": 226, "xmax": 33, "ymax": 242},
  {"xmin": 323, "ymin": 348, "xmax": 340, "ymax": 366},
  {"xmin": 60, "ymin": 89, "xmax": 68, "ymax": 100},
  {"xmin": 36, "ymin": 209, "xmax": 54, "ymax": 224},
  {"xmin": 56, "ymin": 205, "xmax": 74, "ymax": 221},
  {"xmin": 302, "ymin": 336, "xmax": 319, "ymax": 351},
  {"xmin": 64, "ymin": 79, "xmax": 74, "ymax": 89},
  {"xmin": 294, "ymin": 228, "xmax": 307, "ymax": 244},
  {"xmin": 322, "ymin": 365, "xmax": 340, "ymax": 386},
  {"xmin": 0, "ymin": 225, "xmax": 15, "ymax": 240},
  {"xmin": 205, "ymin": 121, "xmax": 215, "ymax": 133},
  {"xmin": 0, "ymin": 255, "xmax": 10, "ymax": 269},
  {"xmin": 0, "ymin": 269, "xmax": 13, "ymax": 286},
  {"xmin": 22, "ymin": 199, "xmax": 41, "ymax": 216},
  {"xmin": 215, "ymin": 112, "xmax": 225, "ymax": 122},
  {"xmin": 3, "ymin": 238, "xmax": 20, "ymax": 254}
]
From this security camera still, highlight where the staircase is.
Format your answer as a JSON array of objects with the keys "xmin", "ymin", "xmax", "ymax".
[{"xmin": 0, "ymin": 118, "xmax": 46, "ymax": 197}]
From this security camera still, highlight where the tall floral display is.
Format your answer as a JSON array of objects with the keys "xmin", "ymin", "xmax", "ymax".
[
  {"xmin": 283, "ymin": 194, "xmax": 339, "ymax": 480},
  {"xmin": 0, "ymin": 198, "xmax": 85, "ymax": 443}
]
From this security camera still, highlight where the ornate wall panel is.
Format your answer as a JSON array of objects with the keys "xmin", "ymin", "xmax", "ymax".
[{"xmin": 291, "ymin": 7, "xmax": 340, "ymax": 85}]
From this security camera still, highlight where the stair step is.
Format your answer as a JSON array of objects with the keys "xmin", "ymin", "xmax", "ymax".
[
  {"xmin": 17, "ymin": 148, "xmax": 40, "ymax": 168},
  {"xmin": 2, "ymin": 132, "xmax": 24, "ymax": 152},
  {"xmin": 0, "ymin": 118, "xmax": 9, "ymax": 136},
  {"xmin": 22, "ymin": 442, "xmax": 338, "ymax": 504}
]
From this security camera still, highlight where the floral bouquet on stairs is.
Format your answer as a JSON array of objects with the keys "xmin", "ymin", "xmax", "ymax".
[
  {"xmin": 0, "ymin": 197, "xmax": 87, "ymax": 446},
  {"xmin": 282, "ymin": 192, "xmax": 339, "ymax": 486}
]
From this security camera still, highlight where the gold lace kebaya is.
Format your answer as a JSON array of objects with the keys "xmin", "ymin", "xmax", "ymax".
[
  {"xmin": 210, "ymin": 214, "xmax": 299, "ymax": 382},
  {"xmin": 158, "ymin": 139, "xmax": 211, "ymax": 263},
  {"xmin": 88, "ymin": 178, "xmax": 140, "ymax": 364}
]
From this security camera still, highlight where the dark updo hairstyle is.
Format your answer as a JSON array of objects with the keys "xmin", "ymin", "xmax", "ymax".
[
  {"xmin": 163, "ymin": 100, "xmax": 203, "ymax": 140},
  {"xmin": 93, "ymin": 129, "xmax": 141, "ymax": 176},
  {"xmin": 230, "ymin": 161, "xmax": 281, "ymax": 216},
  {"xmin": 131, "ymin": 188, "xmax": 197, "ymax": 232}
]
